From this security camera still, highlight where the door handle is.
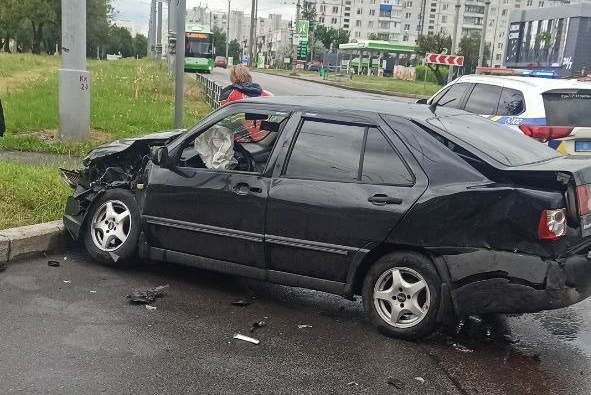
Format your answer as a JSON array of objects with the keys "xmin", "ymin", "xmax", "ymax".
[
  {"xmin": 368, "ymin": 194, "xmax": 402, "ymax": 206},
  {"xmin": 232, "ymin": 183, "xmax": 262, "ymax": 195}
]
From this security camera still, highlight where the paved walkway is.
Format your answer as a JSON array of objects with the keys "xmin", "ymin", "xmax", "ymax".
[{"xmin": 0, "ymin": 150, "xmax": 81, "ymax": 167}]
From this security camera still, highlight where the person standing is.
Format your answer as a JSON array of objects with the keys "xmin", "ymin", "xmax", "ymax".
[{"xmin": 218, "ymin": 65, "xmax": 271, "ymax": 107}]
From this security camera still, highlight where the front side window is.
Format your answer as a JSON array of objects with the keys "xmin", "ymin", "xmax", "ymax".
[
  {"xmin": 435, "ymin": 83, "xmax": 470, "ymax": 109},
  {"xmin": 285, "ymin": 120, "xmax": 365, "ymax": 182},
  {"xmin": 463, "ymin": 83, "xmax": 502, "ymax": 115}
]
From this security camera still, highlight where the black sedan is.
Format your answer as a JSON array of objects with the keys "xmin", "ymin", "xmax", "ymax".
[{"xmin": 60, "ymin": 97, "xmax": 591, "ymax": 339}]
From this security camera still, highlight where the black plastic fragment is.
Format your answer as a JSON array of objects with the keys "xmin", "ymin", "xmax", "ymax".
[
  {"xmin": 387, "ymin": 377, "xmax": 405, "ymax": 390},
  {"xmin": 48, "ymin": 260, "xmax": 60, "ymax": 267},
  {"xmin": 127, "ymin": 284, "xmax": 169, "ymax": 304},
  {"xmin": 231, "ymin": 298, "xmax": 252, "ymax": 307},
  {"xmin": 250, "ymin": 321, "xmax": 266, "ymax": 333}
]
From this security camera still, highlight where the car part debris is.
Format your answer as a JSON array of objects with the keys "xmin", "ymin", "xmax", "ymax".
[
  {"xmin": 347, "ymin": 382, "xmax": 359, "ymax": 386},
  {"xmin": 414, "ymin": 377, "xmax": 425, "ymax": 384},
  {"xmin": 109, "ymin": 252, "xmax": 119, "ymax": 263},
  {"xmin": 250, "ymin": 321, "xmax": 266, "ymax": 333},
  {"xmin": 48, "ymin": 260, "xmax": 60, "ymax": 267},
  {"xmin": 90, "ymin": 290, "xmax": 97, "ymax": 293},
  {"xmin": 145, "ymin": 305, "xmax": 157, "ymax": 311},
  {"xmin": 387, "ymin": 377, "xmax": 405, "ymax": 389},
  {"xmin": 451, "ymin": 342, "xmax": 473, "ymax": 353},
  {"xmin": 297, "ymin": 324, "xmax": 312, "ymax": 329},
  {"xmin": 233, "ymin": 333, "xmax": 260, "ymax": 345},
  {"xmin": 231, "ymin": 298, "xmax": 252, "ymax": 307},
  {"xmin": 0, "ymin": 262, "xmax": 6, "ymax": 272},
  {"xmin": 63, "ymin": 280, "xmax": 71, "ymax": 284},
  {"xmin": 127, "ymin": 284, "xmax": 169, "ymax": 304}
]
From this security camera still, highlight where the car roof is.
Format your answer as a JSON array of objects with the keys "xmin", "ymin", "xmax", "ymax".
[
  {"xmin": 455, "ymin": 74, "xmax": 591, "ymax": 91},
  {"xmin": 239, "ymin": 95, "xmax": 466, "ymax": 121}
]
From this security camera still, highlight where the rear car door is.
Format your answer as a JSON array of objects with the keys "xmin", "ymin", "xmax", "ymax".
[
  {"xmin": 265, "ymin": 113, "xmax": 428, "ymax": 284},
  {"xmin": 462, "ymin": 83, "xmax": 503, "ymax": 117}
]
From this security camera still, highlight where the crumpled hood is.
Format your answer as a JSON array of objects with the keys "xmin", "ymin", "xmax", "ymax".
[{"xmin": 83, "ymin": 129, "xmax": 185, "ymax": 165}]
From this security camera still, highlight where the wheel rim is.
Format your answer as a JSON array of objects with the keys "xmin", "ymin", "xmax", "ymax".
[
  {"xmin": 90, "ymin": 200, "xmax": 132, "ymax": 252},
  {"xmin": 373, "ymin": 267, "xmax": 431, "ymax": 329}
]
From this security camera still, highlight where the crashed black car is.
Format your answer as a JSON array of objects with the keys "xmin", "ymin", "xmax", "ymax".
[{"xmin": 60, "ymin": 97, "xmax": 591, "ymax": 339}]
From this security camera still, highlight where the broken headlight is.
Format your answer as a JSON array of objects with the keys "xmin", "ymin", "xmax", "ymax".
[{"xmin": 59, "ymin": 168, "xmax": 81, "ymax": 189}]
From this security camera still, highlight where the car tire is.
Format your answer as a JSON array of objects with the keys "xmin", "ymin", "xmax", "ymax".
[
  {"xmin": 83, "ymin": 189, "xmax": 141, "ymax": 266},
  {"xmin": 362, "ymin": 251, "xmax": 441, "ymax": 340}
]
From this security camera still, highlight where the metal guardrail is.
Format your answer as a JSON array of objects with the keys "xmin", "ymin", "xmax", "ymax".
[{"xmin": 195, "ymin": 73, "xmax": 223, "ymax": 110}]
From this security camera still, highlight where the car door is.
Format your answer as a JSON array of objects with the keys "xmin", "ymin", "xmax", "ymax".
[
  {"xmin": 142, "ymin": 107, "xmax": 289, "ymax": 269},
  {"xmin": 265, "ymin": 113, "xmax": 428, "ymax": 284},
  {"xmin": 462, "ymin": 83, "xmax": 503, "ymax": 118}
]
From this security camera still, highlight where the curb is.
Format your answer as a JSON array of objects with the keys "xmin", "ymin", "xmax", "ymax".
[
  {"xmin": 253, "ymin": 71, "xmax": 430, "ymax": 100},
  {"xmin": 0, "ymin": 220, "xmax": 66, "ymax": 264}
]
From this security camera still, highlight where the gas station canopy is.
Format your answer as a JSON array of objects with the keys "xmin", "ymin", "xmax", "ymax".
[{"xmin": 338, "ymin": 40, "xmax": 415, "ymax": 53}]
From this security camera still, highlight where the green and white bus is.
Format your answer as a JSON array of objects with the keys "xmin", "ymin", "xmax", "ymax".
[{"xmin": 184, "ymin": 23, "xmax": 214, "ymax": 73}]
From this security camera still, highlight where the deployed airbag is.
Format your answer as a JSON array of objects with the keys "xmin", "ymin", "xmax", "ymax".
[{"xmin": 194, "ymin": 125, "xmax": 237, "ymax": 170}]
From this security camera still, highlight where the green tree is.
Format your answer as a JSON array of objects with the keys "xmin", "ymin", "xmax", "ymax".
[
  {"xmin": 368, "ymin": 33, "xmax": 379, "ymax": 40},
  {"xmin": 19, "ymin": 0, "xmax": 58, "ymax": 54},
  {"xmin": 458, "ymin": 31, "xmax": 490, "ymax": 74},
  {"xmin": 314, "ymin": 25, "xmax": 349, "ymax": 50},
  {"xmin": 133, "ymin": 33, "xmax": 148, "ymax": 58},
  {"xmin": 415, "ymin": 32, "xmax": 452, "ymax": 85},
  {"xmin": 301, "ymin": 1, "xmax": 318, "ymax": 60},
  {"xmin": 106, "ymin": 26, "xmax": 134, "ymax": 57},
  {"xmin": 0, "ymin": 0, "xmax": 22, "ymax": 52},
  {"xmin": 212, "ymin": 25, "xmax": 226, "ymax": 57},
  {"xmin": 87, "ymin": 0, "xmax": 113, "ymax": 57},
  {"xmin": 228, "ymin": 39, "xmax": 240, "ymax": 64}
]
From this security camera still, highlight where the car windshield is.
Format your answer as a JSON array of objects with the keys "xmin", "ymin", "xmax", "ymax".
[{"xmin": 426, "ymin": 114, "xmax": 562, "ymax": 167}]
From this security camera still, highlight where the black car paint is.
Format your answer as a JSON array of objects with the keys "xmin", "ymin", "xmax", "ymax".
[{"xmin": 63, "ymin": 97, "xmax": 591, "ymax": 319}]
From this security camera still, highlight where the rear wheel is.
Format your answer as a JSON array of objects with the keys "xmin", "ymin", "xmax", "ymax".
[
  {"xmin": 83, "ymin": 189, "xmax": 140, "ymax": 265},
  {"xmin": 362, "ymin": 251, "xmax": 441, "ymax": 339}
]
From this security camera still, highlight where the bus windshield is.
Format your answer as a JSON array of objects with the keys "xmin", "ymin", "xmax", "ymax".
[{"xmin": 185, "ymin": 33, "xmax": 213, "ymax": 58}]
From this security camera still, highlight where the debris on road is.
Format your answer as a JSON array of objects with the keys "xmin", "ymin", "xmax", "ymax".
[
  {"xmin": 451, "ymin": 342, "xmax": 473, "ymax": 353},
  {"xmin": 347, "ymin": 381, "xmax": 359, "ymax": 386},
  {"xmin": 47, "ymin": 260, "xmax": 60, "ymax": 267},
  {"xmin": 63, "ymin": 256, "xmax": 68, "ymax": 261},
  {"xmin": 233, "ymin": 333, "xmax": 260, "ymax": 345},
  {"xmin": 109, "ymin": 252, "xmax": 119, "ymax": 263},
  {"xmin": 387, "ymin": 377, "xmax": 405, "ymax": 389},
  {"xmin": 127, "ymin": 284, "xmax": 169, "ymax": 304},
  {"xmin": 231, "ymin": 298, "xmax": 252, "ymax": 307},
  {"xmin": 414, "ymin": 377, "xmax": 425, "ymax": 384},
  {"xmin": 145, "ymin": 305, "xmax": 157, "ymax": 311},
  {"xmin": 250, "ymin": 320, "xmax": 266, "ymax": 333},
  {"xmin": 63, "ymin": 280, "xmax": 71, "ymax": 284},
  {"xmin": 90, "ymin": 290, "xmax": 97, "ymax": 293},
  {"xmin": 298, "ymin": 324, "xmax": 312, "ymax": 329},
  {"xmin": 0, "ymin": 262, "xmax": 6, "ymax": 272}
]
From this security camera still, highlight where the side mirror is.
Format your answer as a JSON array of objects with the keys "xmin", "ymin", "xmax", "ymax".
[
  {"xmin": 415, "ymin": 98, "xmax": 428, "ymax": 104},
  {"xmin": 151, "ymin": 146, "xmax": 170, "ymax": 168}
]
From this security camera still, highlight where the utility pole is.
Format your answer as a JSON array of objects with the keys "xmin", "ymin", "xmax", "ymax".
[
  {"xmin": 291, "ymin": 0, "xmax": 301, "ymax": 74},
  {"xmin": 248, "ymin": 0, "xmax": 256, "ymax": 66},
  {"xmin": 58, "ymin": 0, "xmax": 90, "ymax": 141},
  {"xmin": 478, "ymin": 0, "xmax": 491, "ymax": 68},
  {"xmin": 149, "ymin": 0, "xmax": 157, "ymax": 57},
  {"xmin": 168, "ymin": 0, "xmax": 176, "ymax": 77},
  {"xmin": 447, "ymin": 0, "xmax": 461, "ymax": 84},
  {"xmin": 254, "ymin": 0, "xmax": 259, "ymax": 66},
  {"xmin": 226, "ymin": 0, "xmax": 231, "ymax": 59},
  {"xmin": 174, "ymin": 0, "xmax": 186, "ymax": 128},
  {"xmin": 157, "ymin": 1, "xmax": 163, "ymax": 60}
]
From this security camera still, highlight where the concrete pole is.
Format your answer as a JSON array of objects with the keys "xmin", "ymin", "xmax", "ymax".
[
  {"xmin": 478, "ymin": 1, "xmax": 491, "ymax": 68},
  {"xmin": 447, "ymin": 0, "xmax": 461, "ymax": 84},
  {"xmin": 291, "ymin": 0, "xmax": 301, "ymax": 74},
  {"xmin": 157, "ymin": 1, "xmax": 163, "ymax": 60},
  {"xmin": 248, "ymin": 0, "xmax": 256, "ymax": 66},
  {"xmin": 174, "ymin": 0, "xmax": 186, "ymax": 128},
  {"xmin": 150, "ymin": 0, "xmax": 157, "ymax": 57},
  {"xmin": 226, "ymin": 0, "xmax": 231, "ymax": 59},
  {"xmin": 58, "ymin": 0, "xmax": 90, "ymax": 141},
  {"xmin": 168, "ymin": 0, "xmax": 176, "ymax": 77}
]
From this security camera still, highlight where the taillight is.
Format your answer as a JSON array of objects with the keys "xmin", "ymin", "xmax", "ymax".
[
  {"xmin": 518, "ymin": 125, "xmax": 574, "ymax": 142},
  {"xmin": 576, "ymin": 185, "xmax": 591, "ymax": 216},
  {"xmin": 538, "ymin": 209, "xmax": 567, "ymax": 239}
]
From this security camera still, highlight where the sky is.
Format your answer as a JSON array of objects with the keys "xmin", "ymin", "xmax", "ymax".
[{"xmin": 112, "ymin": 0, "xmax": 298, "ymax": 35}]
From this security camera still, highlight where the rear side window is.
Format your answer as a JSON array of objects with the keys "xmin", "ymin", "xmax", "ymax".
[
  {"xmin": 463, "ymin": 83, "xmax": 502, "ymax": 115},
  {"xmin": 543, "ymin": 91, "xmax": 591, "ymax": 127},
  {"xmin": 285, "ymin": 120, "xmax": 365, "ymax": 182},
  {"xmin": 497, "ymin": 88, "xmax": 525, "ymax": 116},
  {"xmin": 361, "ymin": 128, "xmax": 413, "ymax": 185},
  {"xmin": 434, "ymin": 83, "xmax": 470, "ymax": 109}
]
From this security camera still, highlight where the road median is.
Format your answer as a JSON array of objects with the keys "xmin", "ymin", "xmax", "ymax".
[{"xmin": 0, "ymin": 220, "xmax": 66, "ymax": 265}]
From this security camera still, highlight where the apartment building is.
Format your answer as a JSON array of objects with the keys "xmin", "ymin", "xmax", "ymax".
[{"xmin": 187, "ymin": 6, "xmax": 245, "ymax": 43}]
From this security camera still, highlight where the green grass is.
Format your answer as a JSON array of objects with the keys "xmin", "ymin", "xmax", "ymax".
[
  {"xmin": 255, "ymin": 68, "xmax": 441, "ymax": 96},
  {"xmin": 0, "ymin": 161, "xmax": 71, "ymax": 230},
  {"xmin": 0, "ymin": 53, "xmax": 59, "ymax": 78},
  {"xmin": 0, "ymin": 57, "xmax": 211, "ymax": 155}
]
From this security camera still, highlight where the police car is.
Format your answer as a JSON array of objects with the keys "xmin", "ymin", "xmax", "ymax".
[{"xmin": 423, "ymin": 74, "xmax": 591, "ymax": 155}]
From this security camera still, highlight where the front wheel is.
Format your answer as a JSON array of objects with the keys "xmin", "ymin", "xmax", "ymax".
[
  {"xmin": 83, "ymin": 189, "xmax": 141, "ymax": 265},
  {"xmin": 362, "ymin": 251, "xmax": 441, "ymax": 339}
]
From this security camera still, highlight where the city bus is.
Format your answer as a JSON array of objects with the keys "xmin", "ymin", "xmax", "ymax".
[{"xmin": 185, "ymin": 23, "xmax": 214, "ymax": 73}]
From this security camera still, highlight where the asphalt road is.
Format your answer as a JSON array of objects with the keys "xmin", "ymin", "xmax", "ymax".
[
  {"xmin": 1, "ymin": 250, "xmax": 590, "ymax": 394},
  {"xmin": 204, "ymin": 67, "xmax": 416, "ymax": 102}
]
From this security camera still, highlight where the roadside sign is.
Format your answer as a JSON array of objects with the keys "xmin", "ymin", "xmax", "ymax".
[
  {"xmin": 425, "ymin": 53, "xmax": 464, "ymax": 66},
  {"xmin": 297, "ymin": 41, "xmax": 308, "ymax": 61},
  {"xmin": 296, "ymin": 20, "xmax": 309, "ymax": 42}
]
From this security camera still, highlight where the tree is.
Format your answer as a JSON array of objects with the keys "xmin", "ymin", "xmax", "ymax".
[
  {"xmin": 415, "ymin": 32, "xmax": 452, "ymax": 85},
  {"xmin": 228, "ymin": 39, "xmax": 240, "ymax": 64},
  {"xmin": 20, "ymin": 0, "xmax": 58, "ymax": 54},
  {"xmin": 368, "ymin": 33, "xmax": 379, "ymax": 40},
  {"xmin": 133, "ymin": 33, "xmax": 147, "ymax": 58},
  {"xmin": 106, "ymin": 26, "xmax": 134, "ymax": 57},
  {"xmin": 87, "ymin": 0, "xmax": 113, "ymax": 57},
  {"xmin": 212, "ymin": 25, "xmax": 226, "ymax": 57},
  {"xmin": 314, "ymin": 25, "xmax": 350, "ymax": 50},
  {"xmin": 458, "ymin": 31, "xmax": 490, "ymax": 74},
  {"xmin": 301, "ymin": 1, "xmax": 318, "ymax": 60}
]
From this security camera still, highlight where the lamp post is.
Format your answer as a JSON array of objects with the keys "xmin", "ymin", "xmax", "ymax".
[
  {"xmin": 447, "ymin": 0, "xmax": 461, "ymax": 83},
  {"xmin": 478, "ymin": 1, "xmax": 491, "ymax": 68}
]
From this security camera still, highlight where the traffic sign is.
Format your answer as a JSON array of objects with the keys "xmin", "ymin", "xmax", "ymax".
[{"xmin": 425, "ymin": 53, "xmax": 464, "ymax": 66}]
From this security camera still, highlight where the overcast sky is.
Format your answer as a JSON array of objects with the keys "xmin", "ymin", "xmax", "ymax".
[{"xmin": 112, "ymin": 0, "xmax": 297, "ymax": 35}]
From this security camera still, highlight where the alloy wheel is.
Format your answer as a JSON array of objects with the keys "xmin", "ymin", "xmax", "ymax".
[{"xmin": 90, "ymin": 200, "xmax": 132, "ymax": 252}]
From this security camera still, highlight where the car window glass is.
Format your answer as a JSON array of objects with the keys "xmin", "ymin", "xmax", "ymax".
[
  {"xmin": 430, "ymin": 87, "xmax": 449, "ymax": 105},
  {"xmin": 362, "ymin": 128, "xmax": 413, "ymax": 185},
  {"xmin": 497, "ymin": 88, "xmax": 525, "ymax": 116},
  {"xmin": 464, "ymin": 83, "xmax": 502, "ymax": 115},
  {"xmin": 285, "ymin": 120, "xmax": 365, "ymax": 182},
  {"xmin": 435, "ymin": 83, "xmax": 469, "ymax": 109}
]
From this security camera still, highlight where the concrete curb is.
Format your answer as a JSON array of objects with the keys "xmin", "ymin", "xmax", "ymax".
[
  {"xmin": 0, "ymin": 220, "xmax": 66, "ymax": 264},
  {"xmin": 253, "ymin": 71, "xmax": 430, "ymax": 100}
]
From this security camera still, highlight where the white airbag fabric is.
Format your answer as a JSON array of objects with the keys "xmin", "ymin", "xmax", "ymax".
[{"xmin": 194, "ymin": 125, "xmax": 237, "ymax": 170}]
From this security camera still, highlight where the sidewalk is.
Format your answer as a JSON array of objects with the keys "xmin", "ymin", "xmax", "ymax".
[{"xmin": 0, "ymin": 150, "xmax": 81, "ymax": 167}]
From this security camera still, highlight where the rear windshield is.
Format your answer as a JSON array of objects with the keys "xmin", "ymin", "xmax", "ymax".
[
  {"xmin": 543, "ymin": 90, "xmax": 591, "ymax": 127},
  {"xmin": 426, "ymin": 114, "xmax": 561, "ymax": 167}
]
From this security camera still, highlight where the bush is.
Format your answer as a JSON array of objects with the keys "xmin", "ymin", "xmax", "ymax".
[{"xmin": 416, "ymin": 65, "xmax": 448, "ymax": 85}]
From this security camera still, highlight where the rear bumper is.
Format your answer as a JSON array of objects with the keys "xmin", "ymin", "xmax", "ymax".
[
  {"xmin": 185, "ymin": 63, "xmax": 211, "ymax": 72},
  {"xmin": 449, "ymin": 253, "xmax": 591, "ymax": 316}
]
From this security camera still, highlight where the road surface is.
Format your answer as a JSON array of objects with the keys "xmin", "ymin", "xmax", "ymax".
[
  {"xmin": 204, "ymin": 67, "xmax": 416, "ymax": 102},
  {"xmin": 1, "ymin": 250, "xmax": 590, "ymax": 394}
]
